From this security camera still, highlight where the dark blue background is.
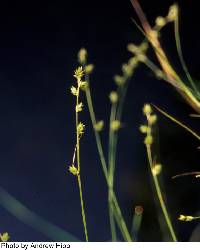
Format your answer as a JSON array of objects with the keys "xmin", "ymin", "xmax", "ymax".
[{"xmin": 0, "ymin": 0, "xmax": 200, "ymax": 242}]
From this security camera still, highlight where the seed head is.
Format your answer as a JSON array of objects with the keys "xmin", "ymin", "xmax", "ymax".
[
  {"xmin": 85, "ymin": 64, "xmax": 94, "ymax": 74},
  {"xmin": 148, "ymin": 114, "xmax": 157, "ymax": 125},
  {"xmin": 74, "ymin": 66, "xmax": 84, "ymax": 79},
  {"xmin": 70, "ymin": 86, "xmax": 78, "ymax": 96},
  {"xmin": 127, "ymin": 43, "xmax": 140, "ymax": 54},
  {"xmin": 79, "ymin": 81, "xmax": 88, "ymax": 90},
  {"xmin": 77, "ymin": 122, "xmax": 85, "ymax": 137},
  {"xmin": 78, "ymin": 48, "xmax": 87, "ymax": 64},
  {"xmin": 143, "ymin": 104, "xmax": 152, "ymax": 115},
  {"xmin": 69, "ymin": 165, "xmax": 79, "ymax": 176},
  {"xmin": 167, "ymin": 4, "xmax": 178, "ymax": 22},
  {"xmin": 94, "ymin": 120, "xmax": 104, "ymax": 132},
  {"xmin": 178, "ymin": 214, "xmax": 194, "ymax": 222},
  {"xmin": 144, "ymin": 135, "xmax": 153, "ymax": 146},
  {"xmin": 113, "ymin": 75, "xmax": 125, "ymax": 86},
  {"xmin": 128, "ymin": 57, "xmax": 139, "ymax": 68},
  {"xmin": 152, "ymin": 164, "xmax": 162, "ymax": 176},
  {"xmin": 109, "ymin": 91, "xmax": 118, "ymax": 104},
  {"xmin": 139, "ymin": 125, "xmax": 149, "ymax": 134},
  {"xmin": 155, "ymin": 16, "xmax": 166, "ymax": 27},
  {"xmin": 0, "ymin": 232, "xmax": 10, "ymax": 242},
  {"xmin": 136, "ymin": 54, "xmax": 147, "ymax": 63},
  {"xmin": 111, "ymin": 120, "xmax": 121, "ymax": 131},
  {"xmin": 122, "ymin": 63, "xmax": 133, "ymax": 77},
  {"xmin": 76, "ymin": 102, "xmax": 84, "ymax": 113}
]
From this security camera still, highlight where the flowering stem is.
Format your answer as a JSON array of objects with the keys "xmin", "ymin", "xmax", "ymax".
[
  {"xmin": 76, "ymin": 81, "xmax": 89, "ymax": 242},
  {"xmin": 108, "ymin": 102, "xmax": 118, "ymax": 241},
  {"xmin": 84, "ymin": 69, "xmax": 132, "ymax": 242},
  {"xmin": 145, "ymin": 112, "xmax": 177, "ymax": 242},
  {"xmin": 84, "ymin": 82, "xmax": 108, "ymax": 182}
]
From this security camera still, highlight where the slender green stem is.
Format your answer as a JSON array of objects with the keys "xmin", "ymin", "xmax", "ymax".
[
  {"xmin": 83, "ymin": 70, "xmax": 132, "ymax": 241},
  {"xmin": 77, "ymin": 175, "xmax": 89, "ymax": 242},
  {"xmin": 108, "ymin": 102, "xmax": 118, "ymax": 241},
  {"xmin": 193, "ymin": 216, "xmax": 200, "ymax": 220},
  {"xmin": 112, "ymin": 192, "xmax": 132, "ymax": 242},
  {"xmin": 174, "ymin": 13, "xmax": 199, "ymax": 95},
  {"xmin": 84, "ymin": 80, "xmax": 108, "ymax": 182},
  {"xmin": 145, "ymin": 120, "xmax": 177, "ymax": 242},
  {"xmin": 107, "ymin": 80, "xmax": 131, "ymax": 241},
  {"xmin": 111, "ymin": 80, "xmax": 130, "ymax": 186},
  {"xmin": 154, "ymin": 105, "xmax": 200, "ymax": 141},
  {"xmin": 76, "ymin": 83, "xmax": 89, "ymax": 242},
  {"xmin": 108, "ymin": 103, "xmax": 117, "ymax": 185},
  {"xmin": 108, "ymin": 190, "xmax": 117, "ymax": 241},
  {"xmin": 144, "ymin": 58, "xmax": 185, "ymax": 91}
]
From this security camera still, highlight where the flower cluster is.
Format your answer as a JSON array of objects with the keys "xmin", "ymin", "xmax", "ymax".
[
  {"xmin": 140, "ymin": 104, "xmax": 162, "ymax": 176},
  {"xmin": 140, "ymin": 104, "xmax": 157, "ymax": 146},
  {"xmin": 113, "ymin": 43, "xmax": 146, "ymax": 87},
  {"xmin": 94, "ymin": 120, "xmax": 104, "ymax": 132},
  {"xmin": 111, "ymin": 120, "xmax": 121, "ymax": 132},
  {"xmin": 0, "ymin": 232, "xmax": 10, "ymax": 242},
  {"xmin": 178, "ymin": 215, "xmax": 194, "ymax": 222},
  {"xmin": 69, "ymin": 164, "xmax": 79, "ymax": 176},
  {"xmin": 155, "ymin": 4, "xmax": 178, "ymax": 29},
  {"xmin": 69, "ymin": 66, "xmax": 86, "ymax": 175},
  {"xmin": 78, "ymin": 48, "xmax": 94, "ymax": 75},
  {"xmin": 127, "ymin": 42, "xmax": 148, "ymax": 64}
]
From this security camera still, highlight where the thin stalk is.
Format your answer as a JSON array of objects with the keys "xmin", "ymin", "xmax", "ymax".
[
  {"xmin": 84, "ymin": 76, "xmax": 108, "ymax": 182},
  {"xmin": 112, "ymin": 191, "xmax": 132, "ymax": 242},
  {"xmin": 108, "ymin": 190, "xmax": 117, "ymax": 241},
  {"xmin": 174, "ymin": 13, "xmax": 199, "ymax": 94},
  {"xmin": 145, "ymin": 114, "xmax": 177, "ymax": 241},
  {"xmin": 83, "ymin": 70, "xmax": 132, "ymax": 241},
  {"xmin": 108, "ymin": 102, "xmax": 118, "ymax": 241},
  {"xmin": 108, "ymin": 102, "xmax": 118, "ymax": 186},
  {"xmin": 77, "ymin": 175, "xmax": 88, "ymax": 242},
  {"xmin": 193, "ymin": 216, "xmax": 200, "ymax": 220},
  {"xmin": 111, "ymin": 80, "xmax": 130, "ymax": 185},
  {"xmin": 153, "ymin": 105, "xmax": 200, "ymax": 141},
  {"xmin": 76, "ymin": 84, "xmax": 89, "ymax": 242},
  {"xmin": 144, "ymin": 58, "xmax": 185, "ymax": 91},
  {"xmin": 146, "ymin": 146, "xmax": 177, "ymax": 241}
]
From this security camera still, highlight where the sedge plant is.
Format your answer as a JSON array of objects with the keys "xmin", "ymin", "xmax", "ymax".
[
  {"xmin": 68, "ymin": 67, "xmax": 89, "ymax": 241},
  {"xmin": 140, "ymin": 104, "xmax": 177, "ymax": 241},
  {"xmin": 67, "ymin": 1, "xmax": 200, "ymax": 241},
  {"xmin": 130, "ymin": 0, "xmax": 200, "ymax": 114},
  {"xmin": 77, "ymin": 48, "xmax": 135, "ymax": 242}
]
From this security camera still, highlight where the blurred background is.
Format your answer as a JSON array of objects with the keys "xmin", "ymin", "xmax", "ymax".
[{"xmin": 0, "ymin": 0, "xmax": 200, "ymax": 242}]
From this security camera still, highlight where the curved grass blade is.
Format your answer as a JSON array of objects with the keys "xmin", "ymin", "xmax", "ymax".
[
  {"xmin": 0, "ymin": 187, "xmax": 80, "ymax": 242},
  {"xmin": 174, "ymin": 9, "xmax": 200, "ymax": 96}
]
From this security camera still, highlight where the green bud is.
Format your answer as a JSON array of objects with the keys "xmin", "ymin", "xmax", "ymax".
[
  {"xmin": 109, "ymin": 91, "xmax": 118, "ymax": 103},
  {"xmin": 94, "ymin": 120, "xmax": 104, "ymax": 132},
  {"xmin": 111, "ymin": 120, "xmax": 121, "ymax": 131},
  {"xmin": 143, "ymin": 104, "xmax": 152, "ymax": 115},
  {"xmin": 69, "ymin": 165, "xmax": 79, "ymax": 176},
  {"xmin": 0, "ymin": 232, "xmax": 10, "ymax": 242},
  {"xmin": 85, "ymin": 64, "xmax": 94, "ymax": 74},
  {"xmin": 113, "ymin": 75, "xmax": 125, "ymax": 86},
  {"xmin": 78, "ymin": 48, "xmax": 87, "ymax": 64},
  {"xmin": 144, "ymin": 135, "xmax": 153, "ymax": 146}
]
